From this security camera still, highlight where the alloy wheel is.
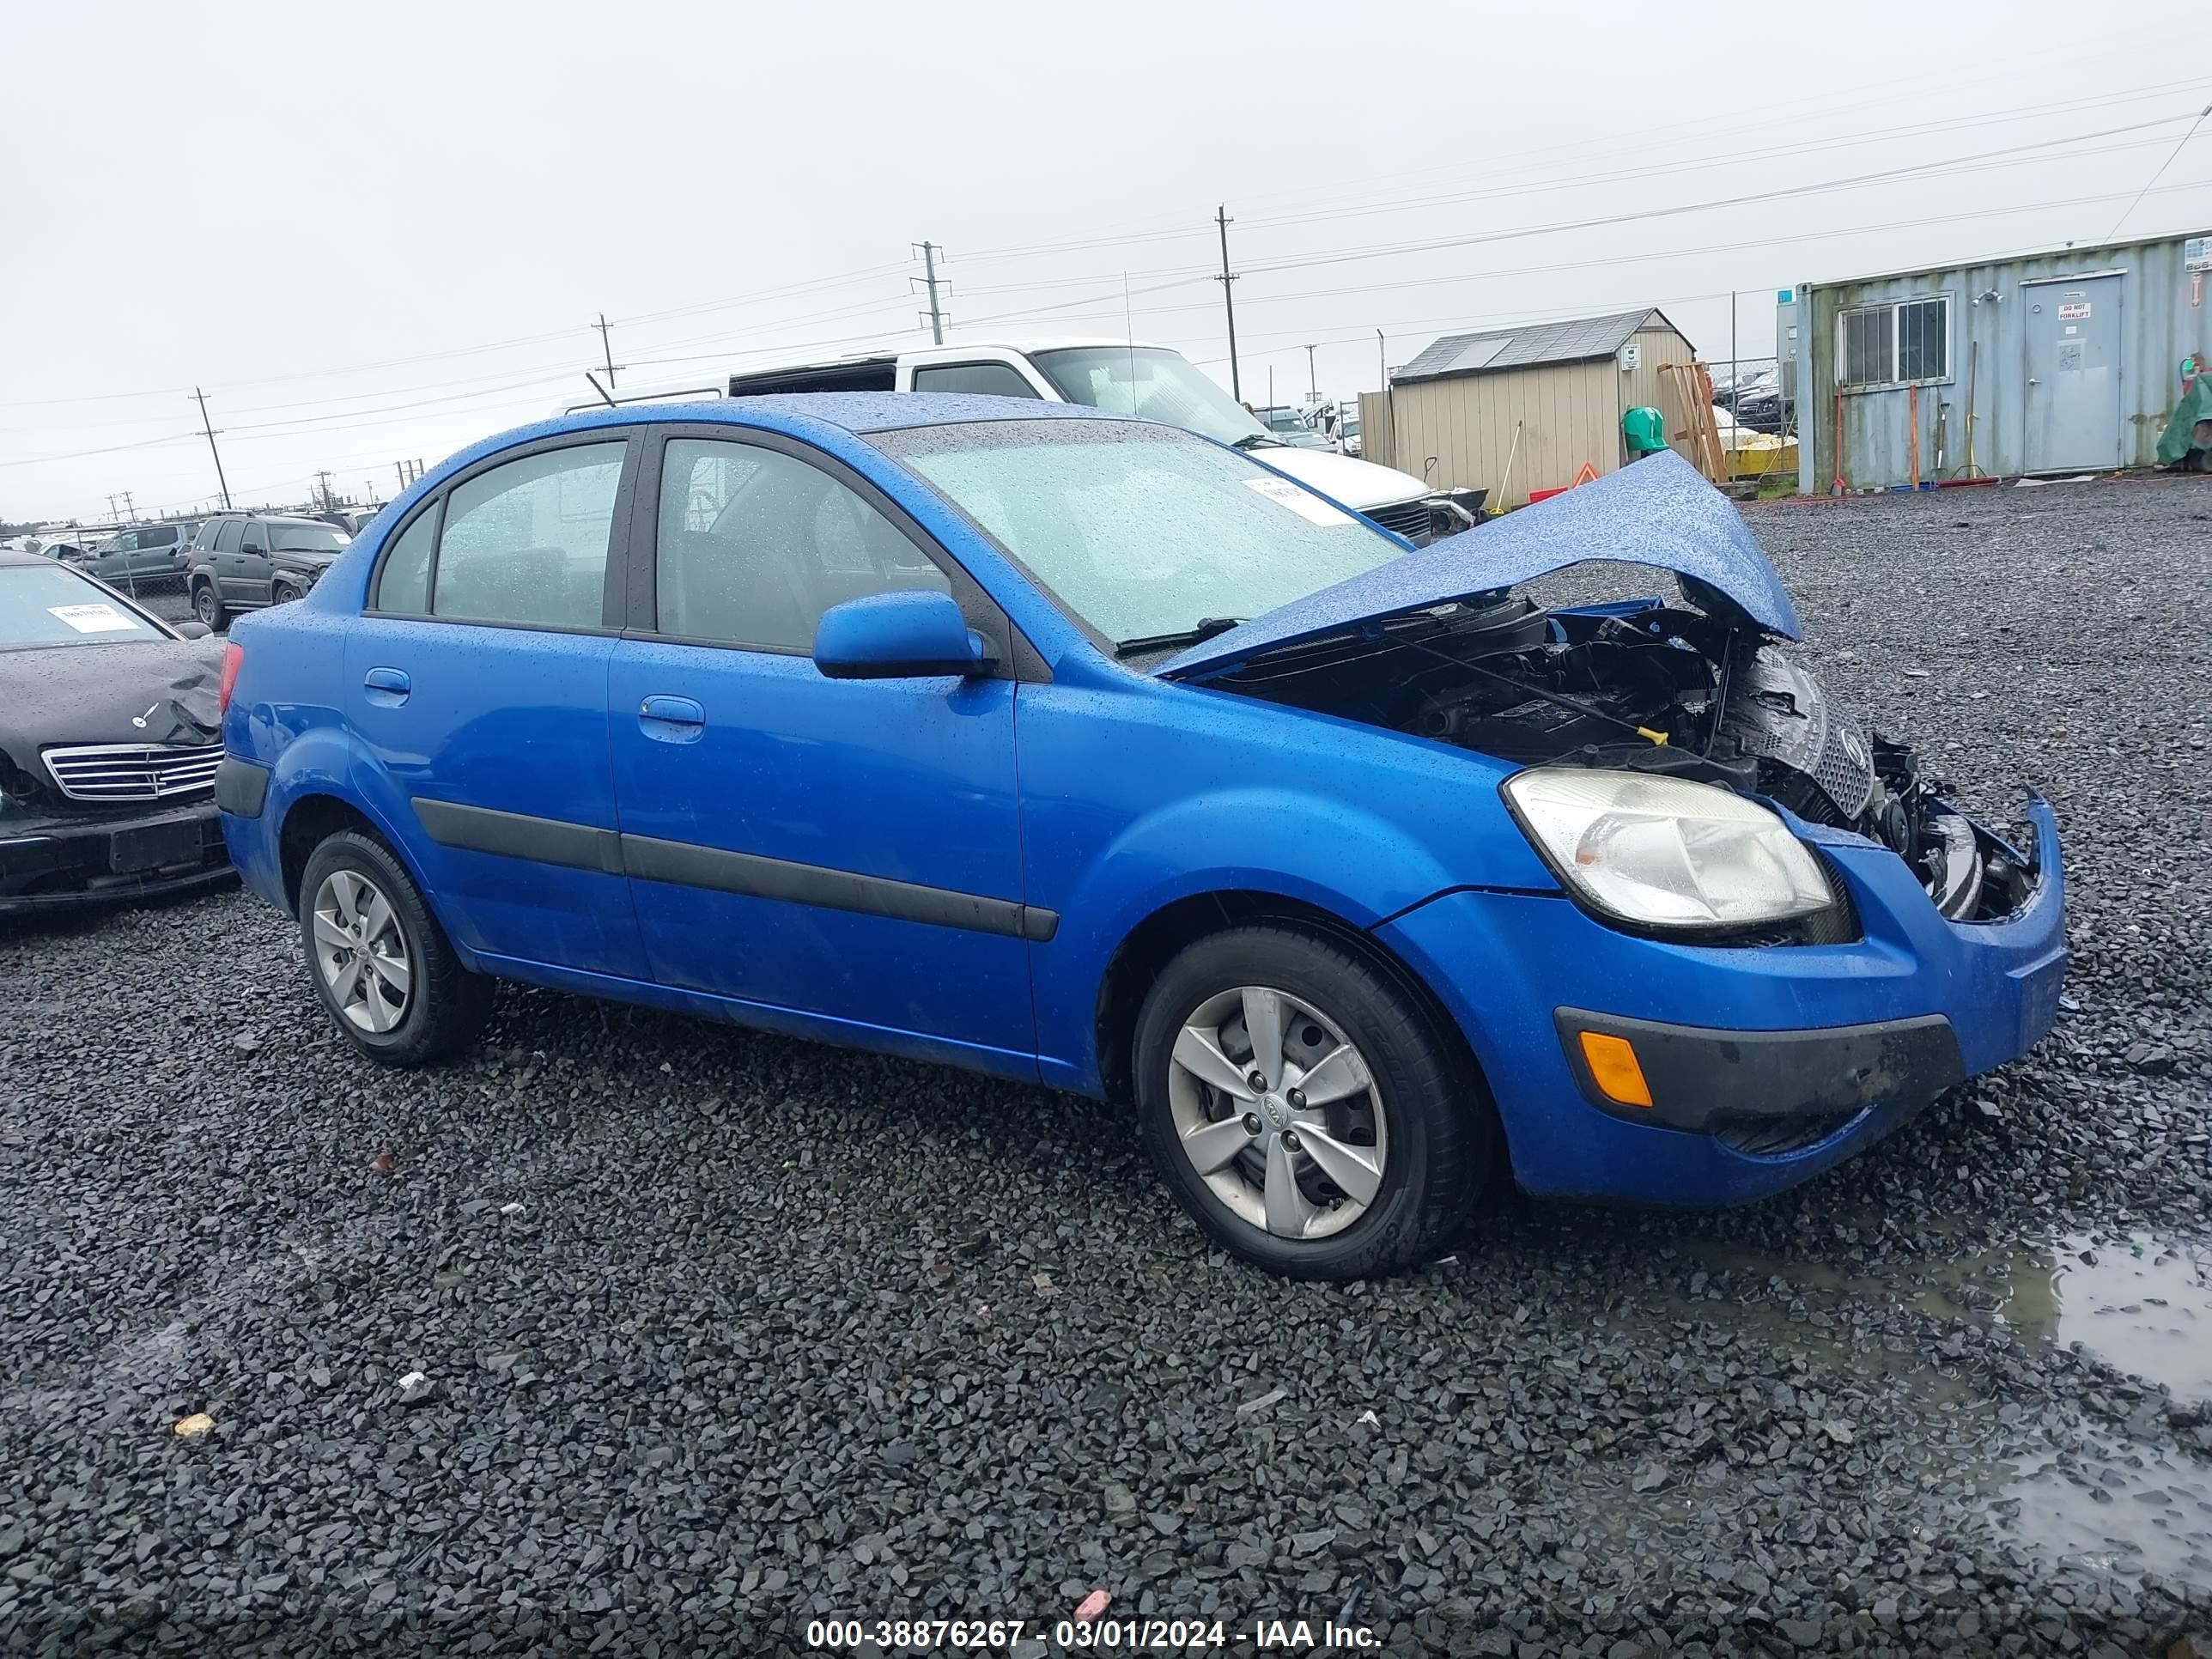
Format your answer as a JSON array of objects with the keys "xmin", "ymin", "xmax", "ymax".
[
  {"xmin": 311, "ymin": 867, "xmax": 412, "ymax": 1034},
  {"xmin": 1165, "ymin": 984, "xmax": 1387, "ymax": 1241},
  {"xmin": 193, "ymin": 586, "xmax": 217, "ymax": 624}
]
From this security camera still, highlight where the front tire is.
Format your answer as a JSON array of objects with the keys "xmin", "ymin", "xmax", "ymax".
[
  {"xmin": 298, "ymin": 830, "xmax": 490, "ymax": 1066},
  {"xmin": 271, "ymin": 580, "xmax": 302, "ymax": 605},
  {"xmin": 192, "ymin": 581, "xmax": 227, "ymax": 630},
  {"xmin": 1133, "ymin": 925, "xmax": 1493, "ymax": 1279}
]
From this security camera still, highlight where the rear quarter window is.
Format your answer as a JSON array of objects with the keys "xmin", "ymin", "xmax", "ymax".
[{"xmin": 373, "ymin": 511, "xmax": 436, "ymax": 614}]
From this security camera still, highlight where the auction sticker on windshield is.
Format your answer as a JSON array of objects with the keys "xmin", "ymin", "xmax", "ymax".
[
  {"xmin": 47, "ymin": 603, "xmax": 137, "ymax": 634},
  {"xmin": 1243, "ymin": 475, "xmax": 1355, "ymax": 527}
]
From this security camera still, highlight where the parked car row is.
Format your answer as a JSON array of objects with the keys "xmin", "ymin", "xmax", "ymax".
[{"xmin": 7, "ymin": 507, "xmax": 378, "ymax": 611}]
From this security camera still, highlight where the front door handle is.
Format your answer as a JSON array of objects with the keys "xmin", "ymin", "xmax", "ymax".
[
  {"xmin": 362, "ymin": 666, "xmax": 410, "ymax": 706},
  {"xmin": 639, "ymin": 695, "xmax": 706, "ymax": 741}
]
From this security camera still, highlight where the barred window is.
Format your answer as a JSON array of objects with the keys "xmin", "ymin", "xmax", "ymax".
[{"xmin": 1838, "ymin": 296, "xmax": 1949, "ymax": 387}]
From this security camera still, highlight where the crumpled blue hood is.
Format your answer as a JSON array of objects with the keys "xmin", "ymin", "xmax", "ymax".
[{"xmin": 1158, "ymin": 448, "xmax": 1801, "ymax": 678}]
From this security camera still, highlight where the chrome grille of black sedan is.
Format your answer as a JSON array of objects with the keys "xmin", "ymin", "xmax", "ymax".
[
  {"xmin": 1364, "ymin": 498, "xmax": 1433, "ymax": 543},
  {"xmin": 41, "ymin": 743, "xmax": 223, "ymax": 803}
]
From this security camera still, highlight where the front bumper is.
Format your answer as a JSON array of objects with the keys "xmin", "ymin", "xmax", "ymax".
[
  {"xmin": 1377, "ymin": 799, "xmax": 2066, "ymax": 1206},
  {"xmin": 0, "ymin": 798, "xmax": 232, "ymax": 914}
]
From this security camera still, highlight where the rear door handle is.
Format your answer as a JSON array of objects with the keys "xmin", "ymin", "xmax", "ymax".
[
  {"xmin": 362, "ymin": 666, "xmax": 410, "ymax": 706},
  {"xmin": 639, "ymin": 695, "xmax": 706, "ymax": 741}
]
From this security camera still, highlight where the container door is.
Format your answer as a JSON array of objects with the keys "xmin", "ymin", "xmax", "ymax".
[{"xmin": 2024, "ymin": 274, "xmax": 2122, "ymax": 472}]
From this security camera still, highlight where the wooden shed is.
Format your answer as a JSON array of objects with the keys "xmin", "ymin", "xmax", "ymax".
[{"xmin": 1360, "ymin": 308, "xmax": 1700, "ymax": 507}]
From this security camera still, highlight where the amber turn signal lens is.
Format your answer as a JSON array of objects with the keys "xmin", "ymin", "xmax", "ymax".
[{"xmin": 1577, "ymin": 1030, "xmax": 1653, "ymax": 1109}]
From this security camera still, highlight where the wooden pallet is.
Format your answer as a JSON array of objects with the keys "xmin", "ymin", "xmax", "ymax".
[{"xmin": 1662, "ymin": 362, "xmax": 1729, "ymax": 483}]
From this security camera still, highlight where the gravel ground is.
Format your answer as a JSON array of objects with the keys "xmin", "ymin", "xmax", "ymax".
[{"xmin": 4, "ymin": 474, "xmax": 2210, "ymax": 1657}]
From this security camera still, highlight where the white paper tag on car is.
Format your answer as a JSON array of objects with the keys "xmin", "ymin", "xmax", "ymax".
[
  {"xmin": 1243, "ymin": 475, "xmax": 1356, "ymax": 526},
  {"xmin": 48, "ymin": 603, "xmax": 137, "ymax": 634}
]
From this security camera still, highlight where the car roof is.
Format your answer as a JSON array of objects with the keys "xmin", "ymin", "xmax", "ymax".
[
  {"xmin": 547, "ymin": 390, "xmax": 1123, "ymax": 441},
  {"xmin": 202, "ymin": 511, "xmax": 337, "ymax": 526}
]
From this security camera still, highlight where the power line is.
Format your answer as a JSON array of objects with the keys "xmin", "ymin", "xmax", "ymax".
[
  {"xmin": 2109, "ymin": 102, "xmax": 2212, "ymax": 237},
  {"xmin": 949, "ymin": 70, "xmax": 2211, "ymax": 267}
]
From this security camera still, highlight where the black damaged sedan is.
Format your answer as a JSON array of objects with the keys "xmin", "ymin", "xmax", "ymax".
[{"xmin": 0, "ymin": 550, "xmax": 234, "ymax": 916}]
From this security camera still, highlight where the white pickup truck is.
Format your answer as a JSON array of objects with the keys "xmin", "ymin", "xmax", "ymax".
[{"xmin": 562, "ymin": 337, "xmax": 1482, "ymax": 544}]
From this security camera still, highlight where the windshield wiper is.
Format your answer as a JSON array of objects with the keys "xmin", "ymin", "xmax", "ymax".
[
  {"xmin": 1230, "ymin": 433, "xmax": 1285, "ymax": 450},
  {"xmin": 1114, "ymin": 617, "xmax": 1243, "ymax": 658}
]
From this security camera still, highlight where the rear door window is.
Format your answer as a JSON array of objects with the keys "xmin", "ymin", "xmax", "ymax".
[
  {"xmin": 431, "ymin": 441, "xmax": 625, "ymax": 629},
  {"xmin": 214, "ymin": 521, "xmax": 245, "ymax": 554}
]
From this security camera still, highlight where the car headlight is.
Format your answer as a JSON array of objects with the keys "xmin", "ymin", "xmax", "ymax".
[{"xmin": 1503, "ymin": 769, "xmax": 1835, "ymax": 930}]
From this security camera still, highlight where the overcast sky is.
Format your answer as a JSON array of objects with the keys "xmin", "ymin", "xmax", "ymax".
[{"xmin": 6, "ymin": 2, "xmax": 2210, "ymax": 523}]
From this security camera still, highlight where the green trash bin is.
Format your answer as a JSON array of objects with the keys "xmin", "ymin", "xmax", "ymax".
[{"xmin": 1623, "ymin": 404, "xmax": 1668, "ymax": 459}]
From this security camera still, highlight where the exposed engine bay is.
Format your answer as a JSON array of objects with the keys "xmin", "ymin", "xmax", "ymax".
[{"xmin": 1203, "ymin": 588, "xmax": 2038, "ymax": 927}]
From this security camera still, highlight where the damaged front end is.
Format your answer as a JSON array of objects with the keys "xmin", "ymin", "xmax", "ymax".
[
  {"xmin": 1188, "ymin": 590, "xmax": 2033, "ymax": 927},
  {"xmin": 1155, "ymin": 452, "xmax": 2040, "ymax": 934}
]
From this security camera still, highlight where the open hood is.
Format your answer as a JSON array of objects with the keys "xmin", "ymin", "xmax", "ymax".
[{"xmin": 1158, "ymin": 449, "xmax": 1801, "ymax": 680}]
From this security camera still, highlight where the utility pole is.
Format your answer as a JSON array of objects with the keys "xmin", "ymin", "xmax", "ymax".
[
  {"xmin": 1305, "ymin": 343, "xmax": 1318, "ymax": 405},
  {"xmin": 1377, "ymin": 330, "xmax": 1394, "ymax": 470},
  {"xmin": 191, "ymin": 388, "xmax": 232, "ymax": 510},
  {"xmin": 314, "ymin": 471, "xmax": 335, "ymax": 511},
  {"xmin": 914, "ymin": 242, "xmax": 947, "ymax": 344},
  {"xmin": 593, "ymin": 314, "xmax": 623, "ymax": 391},
  {"xmin": 1214, "ymin": 206, "xmax": 1242, "ymax": 403}
]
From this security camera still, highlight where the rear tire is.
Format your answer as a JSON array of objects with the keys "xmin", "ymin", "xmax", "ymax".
[
  {"xmin": 1133, "ymin": 925, "xmax": 1493, "ymax": 1280},
  {"xmin": 298, "ymin": 830, "xmax": 490, "ymax": 1066},
  {"xmin": 192, "ymin": 581, "xmax": 227, "ymax": 630}
]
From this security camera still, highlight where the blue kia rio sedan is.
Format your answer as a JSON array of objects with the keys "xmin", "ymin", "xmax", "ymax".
[{"xmin": 213, "ymin": 395, "xmax": 2066, "ymax": 1279}]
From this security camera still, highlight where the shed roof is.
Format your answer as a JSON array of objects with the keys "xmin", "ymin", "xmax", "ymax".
[{"xmin": 1395, "ymin": 307, "xmax": 1688, "ymax": 384}]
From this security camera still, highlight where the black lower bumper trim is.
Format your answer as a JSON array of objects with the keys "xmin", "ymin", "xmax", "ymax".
[
  {"xmin": 0, "ymin": 799, "xmax": 230, "ymax": 911},
  {"xmin": 214, "ymin": 756, "xmax": 270, "ymax": 818},
  {"xmin": 1554, "ymin": 1007, "xmax": 1966, "ymax": 1134}
]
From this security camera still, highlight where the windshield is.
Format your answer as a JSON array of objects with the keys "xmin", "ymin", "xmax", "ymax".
[
  {"xmin": 1030, "ymin": 346, "xmax": 1271, "ymax": 447},
  {"xmin": 271, "ymin": 525, "xmax": 349, "ymax": 554},
  {"xmin": 874, "ymin": 419, "xmax": 1401, "ymax": 649},
  {"xmin": 0, "ymin": 564, "xmax": 167, "ymax": 647}
]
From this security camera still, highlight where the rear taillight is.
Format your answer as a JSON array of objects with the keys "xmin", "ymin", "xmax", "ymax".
[{"xmin": 217, "ymin": 641, "xmax": 243, "ymax": 715}]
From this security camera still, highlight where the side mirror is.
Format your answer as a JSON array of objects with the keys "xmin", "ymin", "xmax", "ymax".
[
  {"xmin": 174, "ymin": 621, "xmax": 212, "ymax": 640},
  {"xmin": 812, "ymin": 589, "xmax": 990, "ymax": 680}
]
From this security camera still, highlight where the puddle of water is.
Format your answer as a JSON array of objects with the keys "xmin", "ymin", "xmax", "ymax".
[
  {"xmin": 1668, "ymin": 1230, "xmax": 2212, "ymax": 1405},
  {"xmin": 1620, "ymin": 1227, "xmax": 2212, "ymax": 1590},
  {"xmin": 1929, "ymin": 1232, "xmax": 2212, "ymax": 1406},
  {"xmin": 2002, "ymin": 1437, "xmax": 2212, "ymax": 1589}
]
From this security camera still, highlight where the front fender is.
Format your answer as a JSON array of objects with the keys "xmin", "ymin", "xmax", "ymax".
[{"xmin": 1030, "ymin": 784, "xmax": 1547, "ymax": 1092}]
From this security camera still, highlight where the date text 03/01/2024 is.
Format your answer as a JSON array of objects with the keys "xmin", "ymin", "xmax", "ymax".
[{"xmin": 802, "ymin": 1616, "xmax": 1382, "ymax": 1651}]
